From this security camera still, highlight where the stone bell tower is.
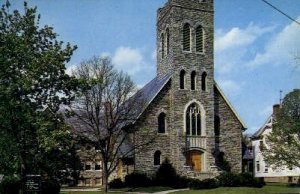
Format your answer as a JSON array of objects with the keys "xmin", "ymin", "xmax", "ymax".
[{"xmin": 156, "ymin": 0, "xmax": 217, "ymax": 175}]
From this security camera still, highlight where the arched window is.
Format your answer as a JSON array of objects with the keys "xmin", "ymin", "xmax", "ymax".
[
  {"xmin": 166, "ymin": 28, "xmax": 170, "ymax": 55},
  {"xmin": 201, "ymin": 72, "xmax": 207, "ymax": 91},
  {"xmin": 186, "ymin": 103, "xmax": 201, "ymax": 136},
  {"xmin": 214, "ymin": 115, "xmax": 220, "ymax": 136},
  {"xmin": 183, "ymin": 23, "xmax": 191, "ymax": 51},
  {"xmin": 154, "ymin": 150, "xmax": 161, "ymax": 165},
  {"xmin": 196, "ymin": 25, "xmax": 204, "ymax": 53},
  {"xmin": 191, "ymin": 71, "xmax": 196, "ymax": 90},
  {"xmin": 161, "ymin": 33, "xmax": 165, "ymax": 59},
  {"xmin": 180, "ymin": 70, "xmax": 185, "ymax": 89},
  {"xmin": 158, "ymin": 112, "xmax": 166, "ymax": 133}
]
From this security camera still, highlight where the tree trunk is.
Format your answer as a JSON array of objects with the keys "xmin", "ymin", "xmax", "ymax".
[{"xmin": 102, "ymin": 164, "xmax": 108, "ymax": 193}]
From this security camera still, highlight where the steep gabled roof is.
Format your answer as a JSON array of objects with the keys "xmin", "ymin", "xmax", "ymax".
[
  {"xmin": 214, "ymin": 81, "xmax": 247, "ymax": 130},
  {"xmin": 129, "ymin": 73, "xmax": 172, "ymax": 124},
  {"xmin": 252, "ymin": 115, "xmax": 273, "ymax": 139}
]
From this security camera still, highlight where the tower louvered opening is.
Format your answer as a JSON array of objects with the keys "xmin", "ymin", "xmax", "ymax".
[
  {"xmin": 196, "ymin": 26, "xmax": 204, "ymax": 53},
  {"xmin": 183, "ymin": 23, "xmax": 191, "ymax": 51}
]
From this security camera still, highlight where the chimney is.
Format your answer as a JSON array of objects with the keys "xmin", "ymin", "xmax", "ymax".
[{"xmin": 273, "ymin": 104, "xmax": 280, "ymax": 118}]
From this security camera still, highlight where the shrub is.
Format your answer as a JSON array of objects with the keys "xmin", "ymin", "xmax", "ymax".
[
  {"xmin": 188, "ymin": 178, "xmax": 218, "ymax": 190},
  {"xmin": 0, "ymin": 176, "xmax": 21, "ymax": 194},
  {"xmin": 202, "ymin": 178, "xmax": 218, "ymax": 189},
  {"xmin": 173, "ymin": 176, "xmax": 191, "ymax": 189},
  {"xmin": 252, "ymin": 177, "xmax": 265, "ymax": 188},
  {"xmin": 108, "ymin": 178, "xmax": 124, "ymax": 188},
  {"xmin": 154, "ymin": 158, "xmax": 178, "ymax": 187},
  {"xmin": 125, "ymin": 173, "xmax": 152, "ymax": 187},
  {"xmin": 41, "ymin": 179, "xmax": 61, "ymax": 194},
  {"xmin": 238, "ymin": 173, "xmax": 255, "ymax": 186},
  {"xmin": 217, "ymin": 172, "xmax": 239, "ymax": 187}
]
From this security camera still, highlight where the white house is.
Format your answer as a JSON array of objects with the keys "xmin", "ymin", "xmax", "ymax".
[{"xmin": 252, "ymin": 104, "xmax": 300, "ymax": 183}]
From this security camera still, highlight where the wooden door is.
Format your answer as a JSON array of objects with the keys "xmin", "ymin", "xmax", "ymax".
[{"xmin": 191, "ymin": 152, "xmax": 202, "ymax": 172}]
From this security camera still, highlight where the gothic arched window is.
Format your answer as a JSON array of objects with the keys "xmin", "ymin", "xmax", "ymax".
[
  {"xmin": 186, "ymin": 103, "xmax": 202, "ymax": 136},
  {"xmin": 158, "ymin": 112, "xmax": 166, "ymax": 133},
  {"xmin": 180, "ymin": 70, "xmax": 185, "ymax": 89},
  {"xmin": 154, "ymin": 150, "xmax": 161, "ymax": 165},
  {"xmin": 196, "ymin": 25, "xmax": 204, "ymax": 53},
  {"xmin": 161, "ymin": 33, "xmax": 165, "ymax": 59},
  {"xmin": 191, "ymin": 71, "xmax": 196, "ymax": 90},
  {"xmin": 166, "ymin": 28, "xmax": 170, "ymax": 55},
  {"xmin": 201, "ymin": 72, "xmax": 207, "ymax": 91},
  {"xmin": 183, "ymin": 23, "xmax": 191, "ymax": 51}
]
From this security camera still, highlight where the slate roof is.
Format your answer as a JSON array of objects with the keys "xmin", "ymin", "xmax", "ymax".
[{"xmin": 127, "ymin": 72, "xmax": 172, "ymax": 125}]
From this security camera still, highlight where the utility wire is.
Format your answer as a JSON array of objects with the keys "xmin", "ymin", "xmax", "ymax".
[{"xmin": 261, "ymin": 0, "xmax": 300, "ymax": 26}]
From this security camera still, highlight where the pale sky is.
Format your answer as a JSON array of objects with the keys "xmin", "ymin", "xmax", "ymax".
[{"xmin": 5, "ymin": 0, "xmax": 300, "ymax": 134}]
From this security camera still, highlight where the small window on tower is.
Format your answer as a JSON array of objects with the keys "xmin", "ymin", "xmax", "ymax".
[
  {"xmin": 191, "ymin": 71, "xmax": 196, "ymax": 90},
  {"xmin": 180, "ymin": 70, "xmax": 185, "ymax": 89},
  {"xmin": 183, "ymin": 23, "xmax": 191, "ymax": 51},
  {"xmin": 201, "ymin": 72, "xmax": 207, "ymax": 91}
]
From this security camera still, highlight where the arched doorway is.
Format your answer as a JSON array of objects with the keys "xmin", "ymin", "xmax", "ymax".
[{"xmin": 186, "ymin": 150, "xmax": 203, "ymax": 172}]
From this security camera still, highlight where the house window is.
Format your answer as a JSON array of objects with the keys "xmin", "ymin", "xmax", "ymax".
[
  {"xmin": 201, "ymin": 72, "xmax": 207, "ymax": 91},
  {"xmin": 183, "ymin": 23, "xmax": 191, "ymax": 51},
  {"xmin": 158, "ymin": 112, "xmax": 166, "ymax": 133},
  {"xmin": 161, "ymin": 33, "xmax": 165, "ymax": 59},
  {"xmin": 85, "ymin": 162, "xmax": 92, "ymax": 171},
  {"xmin": 186, "ymin": 103, "xmax": 201, "ymax": 136},
  {"xmin": 264, "ymin": 162, "xmax": 268, "ymax": 173},
  {"xmin": 191, "ymin": 71, "xmax": 196, "ymax": 90},
  {"xmin": 196, "ymin": 25, "xmax": 204, "ymax": 53},
  {"xmin": 256, "ymin": 161, "xmax": 260, "ymax": 172},
  {"xmin": 154, "ymin": 150, "xmax": 161, "ymax": 166},
  {"xmin": 95, "ymin": 161, "xmax": 102, "ymax": 171},
  {"xmin": 180, "ymin": 70, "xmax": 185, "ymax": 89},
  {"xmin": 166, "ymin": 28, "xmax": 170, "ymax": 55}
]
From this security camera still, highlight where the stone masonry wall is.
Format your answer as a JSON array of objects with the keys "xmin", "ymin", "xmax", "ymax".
[
  {"xmin": 134, "ymin": 81, "xmax": 172, "ymax": 176},
  {"xmin": 214, "ymin": 86, "xmax": 243, "ymax": 173}
]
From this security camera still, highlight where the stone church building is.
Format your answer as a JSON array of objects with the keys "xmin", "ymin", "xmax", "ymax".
[
  {"xmin": 130, "ymin": 0, "xmax": 247, "ymax": 179},
  {"xmin": 73, "ymin": 0, "xmax": 247, "ymax": 185}
]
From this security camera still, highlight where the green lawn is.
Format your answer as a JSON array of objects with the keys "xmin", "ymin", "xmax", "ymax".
[
  {"xmin": 60, "ymin": 186, "xmax": 172, "ymax": 193},
  {"xmin": 171, "ymin": 185, "xmax": 300, "ymax": 194},
  {"xmin": 60, "ymin": 185, "xmax": 300, "ymax": 194},
  {"xmin": 61, "ymin": 192, "xmax": 101, "ymax": 194}
]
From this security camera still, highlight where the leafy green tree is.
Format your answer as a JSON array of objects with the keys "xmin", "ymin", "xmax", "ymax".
[
  {"xmin": 263, "ymin": 89, "xmax": 300, "ymax": 169},
  {"xmin": 0, "ymin": 0, "xmax": 79, "ymax": 183}
]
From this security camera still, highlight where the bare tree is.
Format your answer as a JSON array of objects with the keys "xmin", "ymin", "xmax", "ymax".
[{"xmin": 68, "ymin": 56, "xmax": 154, "ymax": 192}]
